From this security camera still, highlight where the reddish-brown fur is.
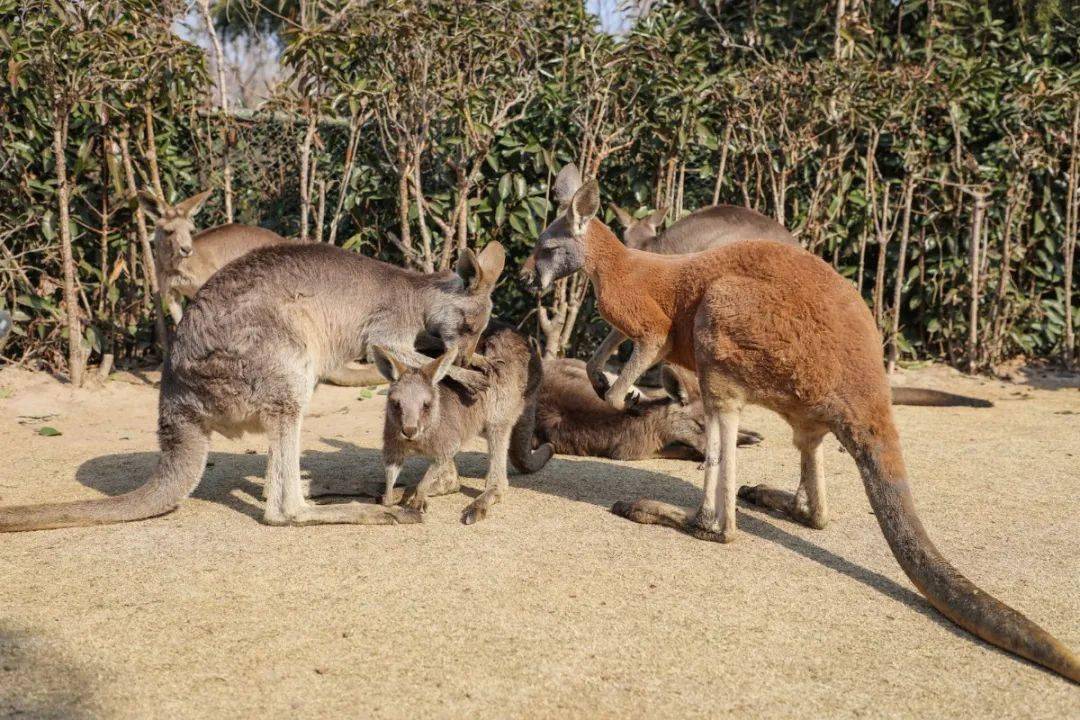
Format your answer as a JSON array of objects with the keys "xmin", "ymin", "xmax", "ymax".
[{"xmin": 527, "ymin": 170, "xmax": 1079, "ymax": 682}]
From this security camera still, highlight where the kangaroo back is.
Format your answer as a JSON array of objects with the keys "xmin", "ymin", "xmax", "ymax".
[{"xmin": 646, "ymin": 205, "xmax": 795, "ymax": 255}]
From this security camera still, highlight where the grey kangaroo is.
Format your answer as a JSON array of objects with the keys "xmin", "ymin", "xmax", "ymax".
[
  {"xmin": 138, "ymin": 189, "xmax": 381, "ymax": 387},
  {"xmin": 0, "ymin": 241, "xmax": 506, "ymax": 532},
  {"xmin": 537, "ymin": 358, "xmax": 762, "ymax": 460},
  {"xmin": 0, "ymin": 309, "xmax": 11, "ymax": 354},
  {"xmin": 374, "ymin": 321, "xmax": 553, "ymax": 524}
]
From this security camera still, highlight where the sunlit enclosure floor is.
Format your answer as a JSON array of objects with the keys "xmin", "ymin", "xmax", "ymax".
[{"xmin": 0, "ymin": 363, "xmax": 1077, "ymax": 719}]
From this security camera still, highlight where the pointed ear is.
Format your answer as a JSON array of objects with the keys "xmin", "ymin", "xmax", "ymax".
[
  {"xmin": 553, "ymin": 163, "xmax": 582, "ymax": 208},
  {"xmin": 660, "ymin": 365, "xmax": 691, "ymax": 406},
  {"xmin": 174, "ymin": 189, "xmax": 213, "ymax": 219},
  {"xmin": 136, "ymin": 190, "xmax": 166, "ymax": 219},
  {"xmin": 647, "ymin": 206, "xmax": 668, "ymax": 227},
  {"xmin": 570, "ymin": 179, "xmax": 600, "ymax": 235},
  {"xmin": 457, "ymin": 242, "xmax": 506, "ymax": 294},
  {"xmin": 372, "ymin": 345, "xmax": 408, "ymax": 382},
  {"xmin": 420, "ymin": 350, "xmax": 455, "ymax": 385},
  {"xmin": 610, "ymin": 204, "xmax": 634, "ymax": 228}
]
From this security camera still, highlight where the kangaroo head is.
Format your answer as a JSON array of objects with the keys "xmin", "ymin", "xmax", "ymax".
[
  {"xmin": 656, "ymin": 365, "xmax": 706, "ymax": 445},
  {"xmin": 610, "ymin": 205, "xmax": 667, "ymax": 251},
  {"xmin": 525, "ymin": 164, "xmax": 600, "ymax": 292},
  {"xmin": 424, "ymin": 242, "xmax": 505, "ymax": 365},
  {"xmin": 373, "ymin": 346, "xmax": 454, "ymax": 440},
  {"xmin": 138, "ymin": 189, "xmax": 213, "ymax": 260}
]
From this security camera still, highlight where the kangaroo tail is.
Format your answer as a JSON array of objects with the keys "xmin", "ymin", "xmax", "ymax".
[
  {"xmin": 891, "ymin": 386, "xmax": 993, "ymax": 408},
  {"xmin": 0, "ymin": 407, "xmax": 209, "ymax": 533},
  {"xmin": 834, "ymin": 420, "xmax": 1079, "ymax": 683},
  {"xmin": 321, "ymin": 363, "xmax": 387, "ymax": 387},
  {"xmin": 509, "ymin": 342, "xmax": 554, "ymax": 474}
]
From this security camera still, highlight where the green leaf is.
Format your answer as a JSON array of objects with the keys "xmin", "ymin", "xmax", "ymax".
[{"xmin": 38, "ymin": 426, "xmax": 62, "ymax": 437}]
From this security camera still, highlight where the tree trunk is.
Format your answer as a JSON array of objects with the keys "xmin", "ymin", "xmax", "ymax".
[
  {"xmin": 143, "ymin": 103, "xmax": 164, "ymax": 199},
  {"xmin": 1063, "ymin": 104, "xmax": 1079, "ymax": 367},
  {"xmin": 298, "ymin": 111, "xmax": 317, "ymax": 242},
  {"xmin": 198, "ymin": 0, "xmax": 233, "ymax": 222},
  {"xmin": 53, "ymin": 104, "xmax": 83, "ymax": 387},
  {"xmin": 887, "ymin": 177, "xmax": 915, "ymax": 374},
  {"xmin": 967, "ymin": 193, "xmax": 986, "ymax": 372},
  {"xmin": 711, "ymin": 122, "xmax": 733, "ymax": 206}
]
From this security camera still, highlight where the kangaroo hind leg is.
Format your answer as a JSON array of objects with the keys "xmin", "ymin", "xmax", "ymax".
[
  {"xmin": 737, "ymin": 425, "xmax": 829, "ymax": 529},
  {"xmin": 462, "ymin": 425, "xmax": 511, "ymax": 525}
]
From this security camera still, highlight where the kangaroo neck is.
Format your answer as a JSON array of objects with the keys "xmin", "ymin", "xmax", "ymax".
[{"xmin": 581, "ymin": 220, "xmax": 635, "ymax": 308}]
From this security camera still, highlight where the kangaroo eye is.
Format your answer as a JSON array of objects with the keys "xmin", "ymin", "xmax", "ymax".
[{"xmin": 422, "ymin": 401, "xmax": 431, "ymax": 411}]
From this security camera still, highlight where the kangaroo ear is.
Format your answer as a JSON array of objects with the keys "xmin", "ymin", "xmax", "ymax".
[
  {"xmin": 570, "ymin": 179, "xmax": 600, "ymax": 236},
  {"xmin": 420, "ymin": 349, "xmax": 455, "ymax": 385},
  {"xmin": 174, "ymin": 189, "xmax": 213, "ymax": 219},
  {"xmin": 610, "ymin": 204, "xmax": 634, "ymax": 228},
  {"xmin": 660, "ymin": 365, "xmax": 691, "ymax": 406},
  {"xmin": 457, "ymin": 242, "xmax": 506, "ymax": 294},
  {"xmin": 647, "ymin": 206, "xmax": 668, "ymax": 227},
  {"xmin": 136, "ymin": 190, "xmax": 166, "ymax": 220},
  {"xmin": 553, "ymin": 163, "xmax": 582, "ymax": 208},
  {"xmin": 372, "ymin": 345, "xmax": 407, "ymax": 382}
]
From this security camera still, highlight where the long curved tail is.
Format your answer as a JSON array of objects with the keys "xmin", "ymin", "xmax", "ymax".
[
  {"xmin": 509, "ymin": 342, "xmax": 553, "ymax": 474},
  {"xmin": 0, "ymin": 410, "xmax": 209, "ymax": 533},
  {"xmin": 891, "ymin": 386, "xmax": 993, "ymax": 408},
  {"xmin": 834, "ymin": 420, "xmax": 1079, "ymax": 683}
]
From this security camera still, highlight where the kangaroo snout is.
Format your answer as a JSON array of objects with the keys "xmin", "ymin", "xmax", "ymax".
[
  {"xmin": 178, "ymin": 246, "xmax": 194, "ymax": 258},
  {"xmin": 400, "ymin": 425, "xmax": 419, "ymax": 439}
]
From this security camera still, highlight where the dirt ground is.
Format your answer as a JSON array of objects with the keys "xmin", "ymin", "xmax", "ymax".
[{"xmin": 0, "ymin": 362, "xmax": 1077, "ymax": 719}]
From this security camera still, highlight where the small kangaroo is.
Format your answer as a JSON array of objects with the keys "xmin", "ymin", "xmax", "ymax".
[
  {"xmin": 374, "ymin": 322, "xmax": 553, "ymax": 524},
  {"xmin": 524, "ymin": 164, "xmax": 1079, "ymax": 682},
  {"xmin": 537, "ymin": 358, "xmax": 762, "ymax": 460},
  {"xmin": 0, "ymin": 241, "xmax": 505, "ymax": 531},
  {"xmin": 138, "ymin": 189, "xmax": 381, "ymax": 387}
]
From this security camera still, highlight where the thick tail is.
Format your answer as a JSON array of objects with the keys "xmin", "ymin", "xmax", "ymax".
[
  {"xmin": 835, "ymin": 420, "xmax": 1079, "ymax": 683},
  {"xmin": 509, "ymin": 343, "xmax": 554, "ymax": 474},
  {"xmin": 891, "ymin": 386, "xmax": 993, "ymax": 408},
  {"xmin": 0, "ymin": 409, "xmax": 209, "ymax": 533},
  {"xmin": 321, "ymin": 363, "xmax": 387, "ymax": 387}
]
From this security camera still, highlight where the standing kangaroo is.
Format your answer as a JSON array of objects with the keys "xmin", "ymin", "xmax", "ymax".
[
  {"xmin": 537, "ymin": 358, "xmax": 762, "ymax": 460},
  {"xmin": 607, "ymin": 200, "xmax": 993, "ymax": 408},
  {"xmin": 524, "ymin": 165, "xmax": 1079, "ymax": 682},
  {"xmin": 0, "ymin": 241, "xmax": 505, "ymax": 531},
  {"xmin": 138, "ymin": 189, "xmax": 381, "ymax": 387},
  {"xmin": 374, "ymin": 321, "xmax": 553, "ymax": 524}
]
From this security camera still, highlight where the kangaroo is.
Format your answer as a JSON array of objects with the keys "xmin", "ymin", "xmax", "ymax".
[
  {"xmin": 523, "ymin": 164, "xmax": 1079, "ymax": 682},
  {"xmin": 137, "ymin": 189, "xmax": 381, "ymax": 387},
  {"xmin": 537, "ymin": 358, "xmax": 762, "ymax": 460},
  {"xmin": 607, "ymin": 201, "xmax": 993, "ymax": 408},
  {"xmin": 0, "ymin": 309, "xmax": 11, "ymax": 354},
  {"xmin": 373, "ymin": 322, "xmax": 553, "ymax": 524},
  {"xmin": 0, "ymin": 241, "xmax": 506, "ymax": 532}
]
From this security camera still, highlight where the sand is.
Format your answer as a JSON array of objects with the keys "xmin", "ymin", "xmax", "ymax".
[{"xmin": 0, "ymin": 363, "xmax": 1077, "ymax": 719}]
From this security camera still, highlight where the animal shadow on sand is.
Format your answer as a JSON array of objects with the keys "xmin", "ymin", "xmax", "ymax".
[{"xmin": 75, "ymin": 437, "xmax": 964, "ymax": 641}]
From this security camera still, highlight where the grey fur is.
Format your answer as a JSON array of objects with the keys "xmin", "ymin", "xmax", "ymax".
[
  {"xmin": 615, "ymin": 204, "xmax": 796, "ymax": 254},
  {"xmin": 536, "ymin": 359, "xmax": 762, "ymax": 461},
  {"xmin": 377, "ymin": 322, "xmax": 553, "ymax": 525},
  {"xmin": 0, "ymin": 242, "xmax": 505, "ymax": 532},
  {"xmin": 0, "ymin": 309, "xmax": 11, "ymax": 354}
]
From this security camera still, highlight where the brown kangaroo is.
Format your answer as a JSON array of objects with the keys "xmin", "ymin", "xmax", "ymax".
[
  {"xmin": 138, "ymin": 189, "xmax": 382, "ymax": 387},
  {"xmin": 524, "ymin": 165, "xmax": 1079, "ymax": 682},
  {"xmin": 607, "ymin": 199, "xmax": 992, "ymax": 408},
  {"xmin": 537, "ymin": 358, "xmax": 762, "ymax": 460},
  {"xmin": 374, "ymin": 321, "xmax": 553, "ymax": 524},
  {"xmin": 0, "ymin": 241, "xmax": 505, "ymax": 532}
]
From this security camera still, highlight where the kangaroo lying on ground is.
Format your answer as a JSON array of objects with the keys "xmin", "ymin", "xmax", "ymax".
[
  {"xmin": 604, "ymin": 199, "xmax": 993, "ymax": 408},
  {"xmin": 374, "ymin": 321, "xmax": 553, "ymax": 524},
  {"xmin": 0, "ymin": 241, "xmax": 505, "ymax": 531},
  {"xmin": 524, "ymin": 164, "xmax": 1078, "ymax": 682},
  {"xmin": 138, "ymin": 189, "xmax": 380, "ymax": 387},
  {"xmin": 537, "ymin": 358, "xmax": 762, "ymax": 460}
]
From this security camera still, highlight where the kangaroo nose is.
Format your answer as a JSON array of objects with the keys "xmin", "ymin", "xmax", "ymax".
[
  {"xmin": 179, "ymin": 247, "xmax": 193, "ymax": 258},
  {"xmin": 401, "ymin": 425, "xmax": 418, "ymax": 439}
]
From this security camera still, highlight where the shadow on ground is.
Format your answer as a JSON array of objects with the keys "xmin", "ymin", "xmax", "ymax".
[{"xmin": 0, "ymin": 623, "xmax": 98, "ymax": 719}]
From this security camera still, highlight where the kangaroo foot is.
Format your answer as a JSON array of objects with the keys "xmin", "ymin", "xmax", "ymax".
[
  {"xmin": 737, "ymin": 484, "xmax": 827, "ymax": 529},
  {"xmin": 462, "ymin": 489, "xmax": 502, "ymax": 525},
  {"xmin": 736, "ymin": 428, "xmax": 764, "ymax": 446},
  {"xmin": 401, "ymin": 487, "xmax": 429, "ymax": 513},
  {"xmin": 611, "ymin": 498, "xmax": 733, "ymax": 543}
]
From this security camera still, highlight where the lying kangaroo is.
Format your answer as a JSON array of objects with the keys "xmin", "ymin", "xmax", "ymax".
[
  {"xmin": 537, "ymin": 358, "xmax": 762, "ymax": 460},
  {"xmin": 524, "ymin": 164, "xmax": 1079, "ymax": 682},
  {"xmin": 0, "ymin": 241, "xmax": 506, "ymax": 531},
  {"xmin": 0, "ymin": 309, "xmax": 10, "ymax": 354},
  {"xmin": 374, "ymin": 322, "xmax": 553, "ymax": 524},
  {"xmin": 605, "ymin": 200, "xmax": 993, "ymax": 408},
  {"xmin": 138, "ymin": 189, "xmax": 380, "ymax": 387}
]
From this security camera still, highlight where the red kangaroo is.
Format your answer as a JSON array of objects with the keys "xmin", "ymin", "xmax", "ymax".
[{"xmin": 523, "ymin": 164, "xmax": 1078, "ymax": 682}]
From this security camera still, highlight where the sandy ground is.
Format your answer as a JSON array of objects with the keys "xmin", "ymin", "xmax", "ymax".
[{"xmin": 0, "ymin": 362, "xmax": 1077, "ymax": 719}]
